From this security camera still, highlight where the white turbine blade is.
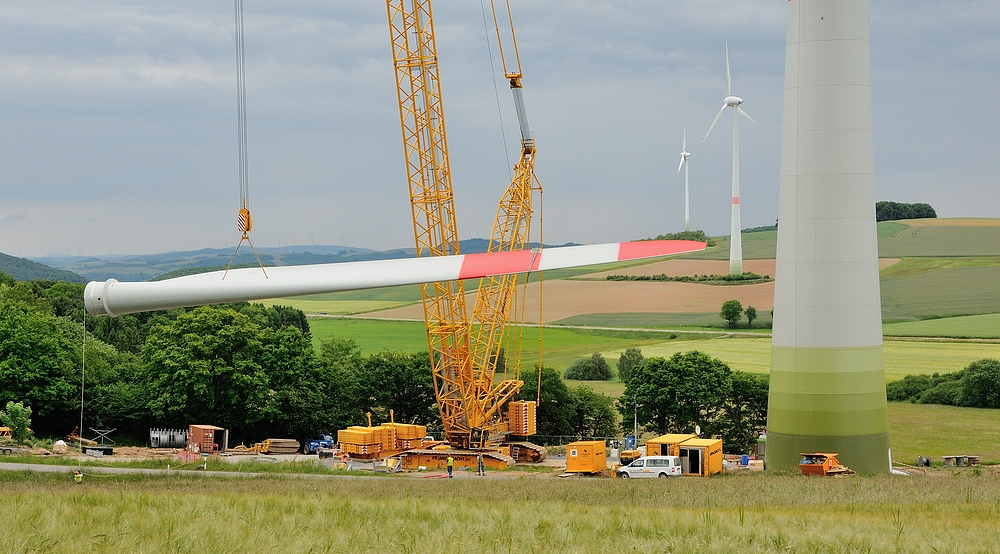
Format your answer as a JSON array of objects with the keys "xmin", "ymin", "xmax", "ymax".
[
  {"xmin": 682, "ymin": 127, "xmax": 687, "ymax": 151},
  {"xmin": 83, "ymin": 240, "xmax": 709, "ymax": 317},
  {"xmin": 703, "ymin": 105, "xmax": 727, "ymax": 142},
  {"xmin": 678, "ymin": 154, "xmax": 686, "ymax": 173},
  {"xmin": 737, "ymin": 107, "xmax": 756, "ymax": 124},
  {"xmin": 725, "ymin": 41, "xmax": 732, "ymax": 97}
]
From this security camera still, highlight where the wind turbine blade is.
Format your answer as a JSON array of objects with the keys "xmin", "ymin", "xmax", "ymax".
[
  {"xmin": 737, "ymin": 107, "xmax": 756, "ymax": 124},
  {"xmin": 678, "ymin": 155, "xmax": 685, "ymax": 173},
  {"xmin": 682, "ymin": 127, "xmax": 687, "ymax": 151},
  {"xmin": 84, "ymin": 241, "xmax": 709, "ymax": 317},
  {"xmin": 725, "ymin": 41, "xmax": 732, "ymax": 97},
  {"xmin": 703, "ymin": 105, "xmax": 727, "ymax": 142}
]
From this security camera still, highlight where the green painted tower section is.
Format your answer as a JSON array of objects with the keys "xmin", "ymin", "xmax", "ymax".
[{"xmin": 766, "ymin": 0, "xmax": 890, "ymax": 473}]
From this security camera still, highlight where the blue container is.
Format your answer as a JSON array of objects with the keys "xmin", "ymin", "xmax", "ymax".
[{"xmin": 740, "ymin": 454, "xmax": 750, "ymax": 466}]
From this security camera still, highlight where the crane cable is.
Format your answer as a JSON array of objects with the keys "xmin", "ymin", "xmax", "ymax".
[
  {"xmin": 479, "ymin": 0, "xmax": 512, "ymax": 181},
  {"xmin": 224, "ymin": 0, "xmax": 267, "ymax": 279}
]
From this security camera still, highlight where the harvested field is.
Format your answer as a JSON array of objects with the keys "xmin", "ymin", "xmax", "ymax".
[
  {"xmin": 365, "ymin": 279, "xmax": 776, "ymax": 323},
  {"xmin": 584, "ymin": 259, "xmax": 777, "ymax": 279}
]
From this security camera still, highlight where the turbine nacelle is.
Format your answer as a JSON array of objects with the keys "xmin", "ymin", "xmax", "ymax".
[{"xmin": 725, "ymin": 95, "xmax": 743, "ymax": 107}]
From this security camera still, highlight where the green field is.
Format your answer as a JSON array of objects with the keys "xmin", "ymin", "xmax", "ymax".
[
  {"xmin": 4, "ymin": 471, "xmax": 1000, "ymax": 551},
  {"xmin": 310, "ymin": 319, "xmax": 1000, "ymax": 383},
  {"xmin": 309, "ymin": 317, "xmax": 686, "ymax": 371},
  {"xmin": 877, "ymin": 223, "xmax": 1000, "ymax": 257},
  {"xmin": 883, "ymin": 314, "xmax": 1000, "ymax": 338},
  {"xmin": 880, "ymin": 263, "xmax": 1000, "ymax": 321},
  {"xmin": 261, "ymin": 298, "xmax": 413, "ymax": 315},
  {"xmin": 888, "ymin": 402, "xmax": 1000, "ymax": 464}
]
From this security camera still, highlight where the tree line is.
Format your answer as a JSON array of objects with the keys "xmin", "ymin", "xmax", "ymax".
[
  {"xmin": 875, "ymin": 201, "xmax": 936, "ymax": 222},
  {"xmin": 886, "ymin": 359, "xmax": 1000, "ymax": 408},
  {"xmin": 0, "ymin": 270, "xmax": 438, "ymax": 445},
  {"xmin": 3, "ymin": 270, "xmax": 770, "ymax": 453}
]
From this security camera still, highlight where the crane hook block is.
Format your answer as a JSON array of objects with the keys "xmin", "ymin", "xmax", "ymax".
[{"xmin": 238, "ymin": 207, "xmax": 253, "ymax": 234}]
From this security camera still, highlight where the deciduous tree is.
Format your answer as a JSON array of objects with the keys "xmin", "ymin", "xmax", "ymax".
[
  {"xmin": 618, "ymin": 351, "xmax": 733, "ymax": 435},
  {"xmin": 720, "ymin": 300, "xmax": 743, "ymax": 328},
  {"xmin": 617, "ymin": 347, "xmax": 643, "ymax": 383}
]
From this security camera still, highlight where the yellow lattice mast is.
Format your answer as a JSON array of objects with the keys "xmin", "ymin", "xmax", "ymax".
[
  {"xmin": 386, "ymin": 0, "xmax": 473, "ymax": 445},
  {"xmin": 386, "ymin": 0, "xmax": 541, "ymax": 451},
  {"xmin": 466, "ymin": 0, "xmax": 542, "ymax": 444}
]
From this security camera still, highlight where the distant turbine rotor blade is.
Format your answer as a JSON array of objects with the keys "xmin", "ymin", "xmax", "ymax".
[
  {"xmin": 704, "ymin": 105, "xmax": 727, "ymax": 142},
  {"xmin": 682, "ymin": 127, "xmax": 687, "ymax": 151},
  {"xmin": 725, "ymin": 41, "xmax": 732, "ymax": 97},
  {"xmin": 678, "ymin": 155, "xmax": 685, "ymax": 173},
  {"xmin": 737, "ymin": 107, "xmax": 756, "ymax": 124}
]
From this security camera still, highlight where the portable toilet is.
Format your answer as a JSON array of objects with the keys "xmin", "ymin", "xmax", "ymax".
[
  {"xmin": 645, "ymin": 433, "xmax": 697, "ymax": 457},
  {"xmin": 565, "ymin": 440, "xmax": 607, "ymax": 473},
  {"xmin": 677, "ymin": 438, "xmax": 723, "ymax": 476}
]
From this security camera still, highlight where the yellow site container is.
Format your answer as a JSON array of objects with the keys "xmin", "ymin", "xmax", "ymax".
[
  {"xmin": 508, "ymin": 401, "xmax": 536, "ymax": 436},
  {"xmin": 565, "ymin": 440, "xmax": 607, "ymax": 473},
  {"xmin": 678, "ymin": 438, "xmax": 724, "ymax": 476},
  {"xmin": 645, "ymin": 433, "xmax": 697, "ymax": 457}
]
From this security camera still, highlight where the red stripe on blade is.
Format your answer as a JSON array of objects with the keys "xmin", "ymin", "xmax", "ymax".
[
  {"xmin": 617, "ymin": 240, "xmax": 707, "ymax": 261},
  {"xmin": 458, "ymin": 250, "xmax": 540, "ymax": 280}
]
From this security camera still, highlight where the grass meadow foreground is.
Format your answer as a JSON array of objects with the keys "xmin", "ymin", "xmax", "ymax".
[{"xmin": 3, "ymin": 471, "xmax": 1000, "ymax": 552}]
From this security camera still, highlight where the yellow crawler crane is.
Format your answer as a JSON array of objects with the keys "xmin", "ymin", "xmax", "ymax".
[
  {"xmin": 383, "ymin": 0, "xmax": 544, "ymax": 461},
  {"xmin": 467, "ymin": 0, "xmax": 543, "ymax": 453}
]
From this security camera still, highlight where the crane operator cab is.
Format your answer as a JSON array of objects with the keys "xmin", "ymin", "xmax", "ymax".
[{"xmin": 616, "ymin": 456, "xmax": 683, "ymax": 479}]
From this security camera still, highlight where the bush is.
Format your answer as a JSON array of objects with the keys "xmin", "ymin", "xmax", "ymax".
[
  {"xmin": 0, "ymin": 401, "xmax": 32, "ymax": 443},
  {"xmin": 918, "ymin": 380, "xmax": 962, "ymax": 406},
  {"xmin": 564, "ymin": 353, "xmax": 613, "ymax": 381},
  {"xmin": 958, "ymin": 359, "xmax": 1000, "ymax": 408},
  {"xmin": 886, "ymin": 375, "xmax": 934, "ymax": 402}
]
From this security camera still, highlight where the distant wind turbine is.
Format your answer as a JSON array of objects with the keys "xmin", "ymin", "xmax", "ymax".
[
  {"xmin": 704, "ymin": 41, "xmax": 755, "ymax": 276},
  {"xmin": 677, "ymin": 127, "xmax": 691, "ymax": 232}
]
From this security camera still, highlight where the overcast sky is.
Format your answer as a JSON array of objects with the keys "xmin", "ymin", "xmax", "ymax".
[{"xmin": 1, "ymin": 0, "xmax": 997, "ymax": 258}]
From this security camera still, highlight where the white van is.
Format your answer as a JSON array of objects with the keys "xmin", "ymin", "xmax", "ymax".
[{"xmin": 616, "ymin": 456, "xmax": 683, "ymax": 478}]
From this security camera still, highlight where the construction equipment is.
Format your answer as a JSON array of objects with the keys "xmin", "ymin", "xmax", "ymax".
[
  {"xmin": 799, "ymin": 453, "xmax": 855, "ymax": 476},
  {"xmin": 382, "ymin": 0, "xmax": 543, "ymax": 467},
  {"xmin": 304, "ymin": 434, "xmax": 336, "ymax": 455}
]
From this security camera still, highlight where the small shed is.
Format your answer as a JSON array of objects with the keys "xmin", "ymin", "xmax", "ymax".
[
  {"xmin": 678, "ymin": 438, "xmax": 724, "ymax": 476},
  {"xmin": 565, "ymin": 440, "xmax": 607, "ymax": 473},
  {"xmin": 188, "ymin": 425, "xmax": 228, "ymax": 454},
  {"xmin": 644, "ymin": 433, "xmax": 697, "ymax": 457}
]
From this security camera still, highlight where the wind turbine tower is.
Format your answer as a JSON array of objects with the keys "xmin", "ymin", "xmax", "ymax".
[
  {"xmin": 677, "ymin": 128, "xmax": 691, "ymax": 232},
  {"xmin": 704, "ymin": 43, "xmax": 755, "ymax": 276},
  {"xmin": 766, "ymin": 0, "xmax": 890, "ymax": 473}
]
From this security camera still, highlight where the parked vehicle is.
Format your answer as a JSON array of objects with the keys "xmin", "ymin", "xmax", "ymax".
[
  {"xmin": 616, "ymin": 456, "xmax": 683, "ymax": 479},
  {"xmin": 304, "ymin": 434, "xmax": 336, "ymax": 455}
]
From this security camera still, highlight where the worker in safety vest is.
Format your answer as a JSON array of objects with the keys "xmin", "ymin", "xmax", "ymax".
[
  {"xmin": 73, "ymin": 470, "xmax": 82, "ymax": 484},
  {"xmin": 477, "ymin": 452, "xmax": 485, "ymax": 476},
  {"xmin": 446, "ymin": 456, "xmax": 454, "ymax": 478}
]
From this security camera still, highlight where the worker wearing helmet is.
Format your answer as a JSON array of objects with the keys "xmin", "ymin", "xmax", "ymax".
[{"xmin": 446, "ymin": 455, "xmax": 454, "ymax": 478}]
